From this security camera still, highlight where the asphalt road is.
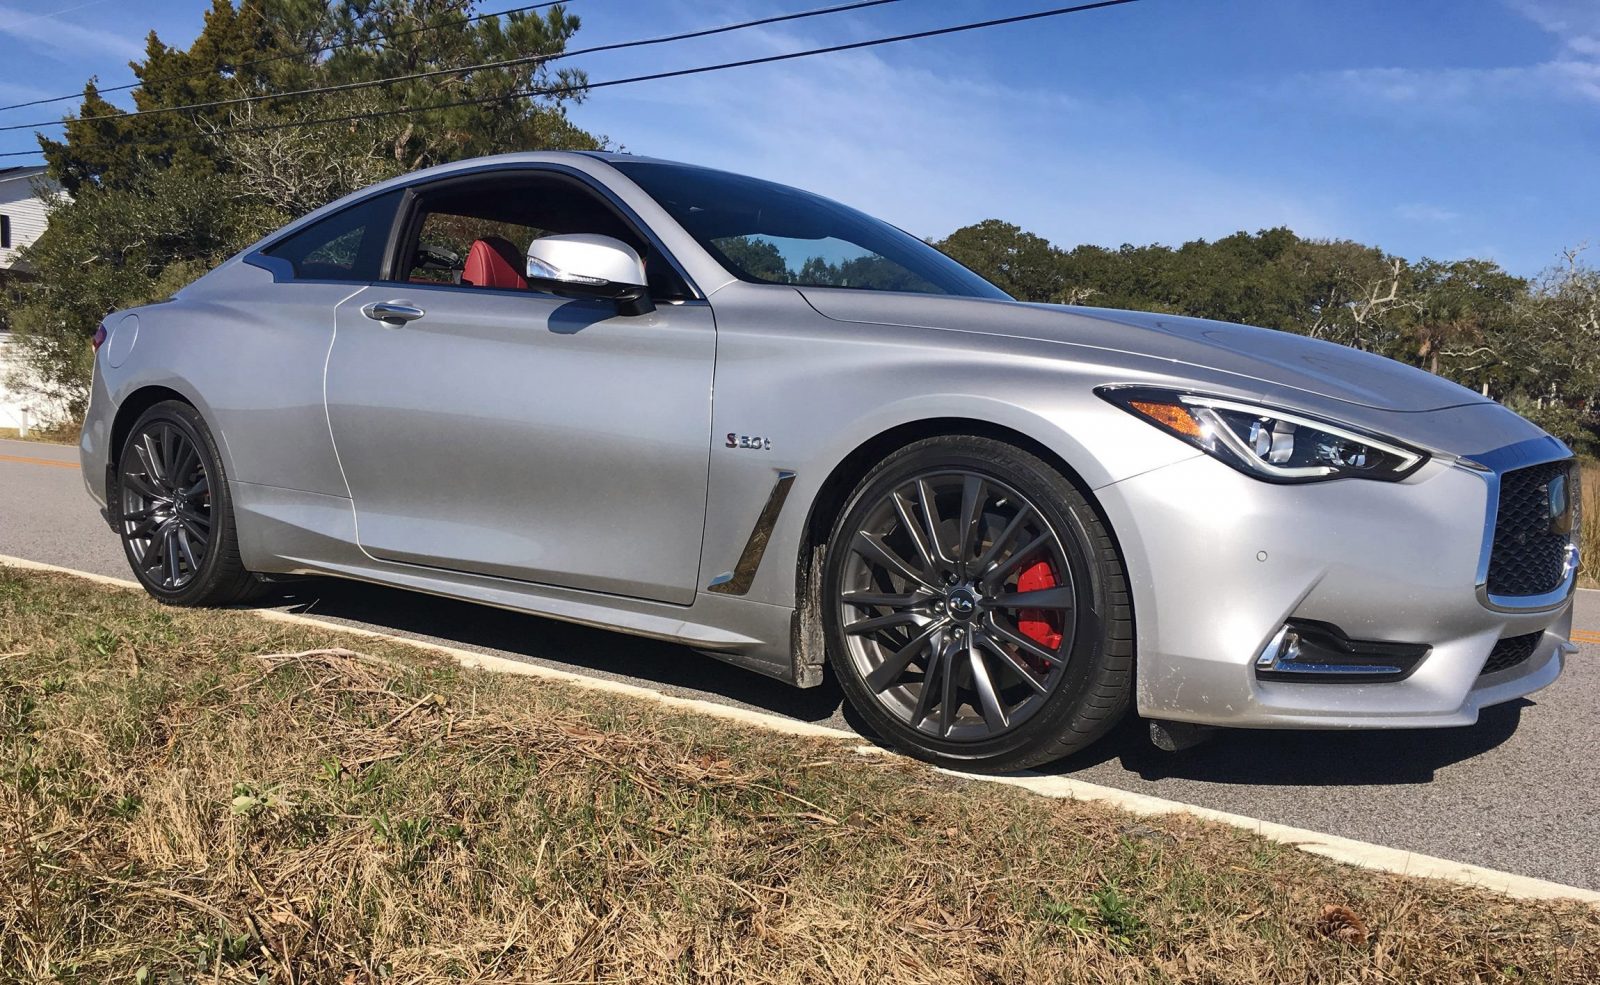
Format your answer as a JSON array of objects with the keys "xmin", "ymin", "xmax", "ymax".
[{"xmin": 4, "ymin": 436, "xmax": 1598, "ymax": 889}]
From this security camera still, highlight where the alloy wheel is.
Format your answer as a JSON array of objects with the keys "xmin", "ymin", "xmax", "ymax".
[
  {"xmin": 835, "ymin": 469, "xmax": 1077, "ymax": 742},
  {"xmin": 119, "ymin": 421, "xmax": 213, "ymax": 591}
]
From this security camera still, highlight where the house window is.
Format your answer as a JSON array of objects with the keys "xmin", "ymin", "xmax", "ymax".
[{"xmin": 1, "ymin": 215, "xmax": 10, "ymax": 249}]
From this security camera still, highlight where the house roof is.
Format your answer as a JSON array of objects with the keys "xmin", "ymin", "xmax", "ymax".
[{"xmin": 0, "ymin": 165, "xmax": 48, "ymax": 185}]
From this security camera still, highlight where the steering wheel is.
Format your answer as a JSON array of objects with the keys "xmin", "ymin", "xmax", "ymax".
[{"xmin": 414, "ymin": 242, "xmax": 462, "ymax": 272}]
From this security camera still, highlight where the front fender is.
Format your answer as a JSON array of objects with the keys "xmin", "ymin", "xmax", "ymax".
[{"xmin": 695, "ymin": 285, "xmax": 1198, "ymax": 611}]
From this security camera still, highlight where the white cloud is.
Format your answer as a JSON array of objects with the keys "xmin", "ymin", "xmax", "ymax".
[
  {"xmin": 586, "ymin": 34, "xmax": 1329, "ymax": 250},
  {"xmin": 1298, "ymin": 1, "xmax": 1600, "ymax": 110},
  {"xmin": 0, "ymin": 1, "xmax": 143, "ymax": 63},
  {"xmin": 0, "ymin": 80, "xmax": 56, "ymax": 104},
  {"xmin": 1504, "ymin": 0, "xmax": 1600, "ymax": 51},
  {"xmin": 1304, "ymin": 59, "xmax": 1600, "ymax": 113},
  {"xmin": 1396, "ymin": 204, "xmax": 1461, "ymax": 224},
  {"xmin": 1549, "ymin": 57, "xmax": 1600, "ymax": 101},
  {"xmin": 566, "ymin": 0, "xmax": 1592, "ymax": 275}
]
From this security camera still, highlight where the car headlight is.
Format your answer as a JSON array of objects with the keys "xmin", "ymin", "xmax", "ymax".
[{"xmin": 1097, "ymin": 386, "xmax": 1428, "ymax": 483}]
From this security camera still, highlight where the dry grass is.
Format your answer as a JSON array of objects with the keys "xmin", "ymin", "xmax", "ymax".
[
  {"xmin": 1, "ymin": 569, "xmax": 1597, "ymax": 984},
  {"xmin": 1581, "ymin": 459, "xmax": 1598, "ymax": 589},
  {"xmin": 0, "ymin": 424, "xmax": 78, "ymax": 445}
]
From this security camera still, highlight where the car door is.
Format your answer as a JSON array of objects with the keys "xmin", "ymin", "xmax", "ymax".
[{"xmin": 323, "ymin": 168, "xmax": 715, "ymax": 605}]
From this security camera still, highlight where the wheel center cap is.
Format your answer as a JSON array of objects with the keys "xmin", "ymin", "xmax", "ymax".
[{"xmin": 947, "ymin": 588, "xmax": 978, "ymax": 621}]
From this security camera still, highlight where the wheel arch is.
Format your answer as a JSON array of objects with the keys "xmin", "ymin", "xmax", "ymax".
[
  {"xmin": 799, "ymin": 418, "xmax": 1103, "ymax": 557},
  {"xmin": 789, "ymin": 416, "xmax": 1131, "ymax": 687},
  {"xmin": 102, "ymin": 382, "xmax": 264, "ymax": 605},
  {"xmin": 105, "ymin": 385, "xmax": 196, "ymax": 499}
]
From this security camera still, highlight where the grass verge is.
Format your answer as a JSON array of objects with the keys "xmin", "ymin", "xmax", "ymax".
[{"xmin": 1, "ymin": 568, "xmax": 1596, "ymax": 983}]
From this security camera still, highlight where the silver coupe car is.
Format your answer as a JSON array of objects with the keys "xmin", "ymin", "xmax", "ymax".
[{"xmin": 79, "ymin": 152, "xmax": 1583, "ymax": 770}]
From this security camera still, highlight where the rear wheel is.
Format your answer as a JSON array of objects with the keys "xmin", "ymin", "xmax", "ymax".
[
  {"xmin": 115, "ymin": 401, "xmax": 259, "ymax": 606},
  {"xmin": 823, "ymin": 435, "xmax": 1133, "ymax": 771}
]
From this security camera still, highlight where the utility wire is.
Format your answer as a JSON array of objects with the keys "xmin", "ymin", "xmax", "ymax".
[
  {"xmin": 0, "ymin": 0, "xmax": 901, "ymax": 133},
  {"xmin": 0, "ymin": 0, "xmax": 577, "ymax": 115},
  {"xmin": 0, "ymin": 0, "xmax": 1140, "ymax": 159}
]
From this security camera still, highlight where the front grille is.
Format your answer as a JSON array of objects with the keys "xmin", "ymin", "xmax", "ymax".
[
  {"xmin": 1486, "ymin": 461, "xmax": 1574, "ymax": 597},
  {"xmin": 1480, "ymin": 632, "xmax": 1543, "ymax": 676}
]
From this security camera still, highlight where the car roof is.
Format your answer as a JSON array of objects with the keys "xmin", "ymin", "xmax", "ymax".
[
  {"xmin": 216, "ymin": 150, "xmax": 749, "ymax": 297},
  {"xmin": 254, "ymin": 151, "xmax": 684, "ymax": 238},
  {"xmin": 412, "ymin": 149, "xmax": 700, "ymax": 171}
]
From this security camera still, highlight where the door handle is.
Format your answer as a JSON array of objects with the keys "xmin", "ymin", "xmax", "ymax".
[{"xmin": 361, "ymin": 301, "xmax": 426, "ymax": 324}]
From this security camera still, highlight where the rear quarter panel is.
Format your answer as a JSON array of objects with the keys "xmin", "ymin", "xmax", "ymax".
[{"xmin": 90, "ymin": 261, "xmax": 356, "ymax": 501}]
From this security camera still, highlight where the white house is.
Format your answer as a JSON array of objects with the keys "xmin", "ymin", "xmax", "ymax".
[
  {"xmin": 1, "ymin": 164, "xmax": 65, "ymax": 433},
  {"xmin": 0, "ymin": 165, "xmax": 54, "ymax": 272}
]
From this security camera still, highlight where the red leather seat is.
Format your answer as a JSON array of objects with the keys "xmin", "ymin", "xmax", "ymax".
[{"xmin": 460, "ymin": 237, "xmax": 528, "ymax": 290}]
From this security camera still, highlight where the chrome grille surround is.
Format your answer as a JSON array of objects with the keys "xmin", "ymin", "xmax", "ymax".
[
  {"xmin": 1487, "ymin": 460, "xmax": 1575, "ymax": 596},
  {"xmin": 1463, "ymin": 435, "xmax": 1580, "ymax": 612}
]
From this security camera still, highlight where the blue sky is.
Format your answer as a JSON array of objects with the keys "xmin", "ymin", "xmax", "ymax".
[{"xmin": 1, "ymin": 0, "xmax": 1596, "ymax": 275}]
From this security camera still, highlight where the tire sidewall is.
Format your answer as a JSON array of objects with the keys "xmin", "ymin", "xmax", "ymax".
[{"xmin": 823, "ymin": 437, "xmax": 1120, "ymax": 770}]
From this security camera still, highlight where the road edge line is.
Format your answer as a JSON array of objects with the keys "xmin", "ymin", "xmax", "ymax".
[
  {"xmin": 952, "ymin": 770, "xmax": 1600, "ymax": 903},
  {"xmin": 4, "ymin": 553, "xmax": 1597, "ymax": 905},
  {"xmin": 0, "ymin": 555, "xmax": 856, "ymax": 742}
]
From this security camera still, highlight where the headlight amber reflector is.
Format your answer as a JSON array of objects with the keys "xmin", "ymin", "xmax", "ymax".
[{"xmin": 1101, "ymin": 386, "xmax": 1428, "ymax": 484}]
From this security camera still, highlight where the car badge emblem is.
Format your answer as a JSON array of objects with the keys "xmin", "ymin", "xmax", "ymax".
[{"xmin": 948, "ymin": 589, "xmax": 977, "ymax": 620}]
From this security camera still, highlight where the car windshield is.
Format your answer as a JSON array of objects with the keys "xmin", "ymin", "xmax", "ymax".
[{"xmin": 611, "ymin": 160, "xmax": 1010, "ymax": 300}]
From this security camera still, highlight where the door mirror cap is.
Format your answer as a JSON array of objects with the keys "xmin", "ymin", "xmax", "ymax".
[{"xmin": 525, "ymin": 233, "xmax": 654, "ymax": 316}]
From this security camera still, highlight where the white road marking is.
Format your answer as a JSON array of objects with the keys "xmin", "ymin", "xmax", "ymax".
[{"xmin": 2, "ymin": 553, "xmax": 1596, "ymax": 905}]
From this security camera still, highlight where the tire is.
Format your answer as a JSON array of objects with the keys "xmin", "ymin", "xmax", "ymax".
[
  {"xmin": 113, "ymin": 400, "xmax": 261, "ymax": 606},
  {"xmin": 822, "ymin": 435, "xmax": 1133, "ymax": 772}
]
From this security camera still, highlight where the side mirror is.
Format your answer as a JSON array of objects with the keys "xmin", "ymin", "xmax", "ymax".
[{"xmin": 525, "ymin": 233, "xmax": 654, "ymax": 316}]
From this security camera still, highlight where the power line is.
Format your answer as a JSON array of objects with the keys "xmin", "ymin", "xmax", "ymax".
[
  {"xmin": 0, "ymin": 0, "xmax": 577, "ymax": 115},
  {"xmin": 0, "ymin": 0, "xmax": 902, "ymax": 134},
  {"xmin": 0, "ymin": 0, "xmax": 1141, "ymax": 160}
]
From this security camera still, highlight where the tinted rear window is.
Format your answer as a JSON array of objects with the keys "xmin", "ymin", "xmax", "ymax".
[{"xmin": 261, "ymin": 190, "xmax": 402, "ymax": 281}]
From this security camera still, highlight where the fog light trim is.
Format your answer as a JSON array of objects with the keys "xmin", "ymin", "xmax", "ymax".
[{"xmin": 1255, "ymin": 621, "xmax": 1430, "ymax": 683}]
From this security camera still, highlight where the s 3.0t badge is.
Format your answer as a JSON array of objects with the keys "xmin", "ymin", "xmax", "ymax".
[{"xmin": 726, "ymin": 433, "xmax": 772, "ymax": 450}]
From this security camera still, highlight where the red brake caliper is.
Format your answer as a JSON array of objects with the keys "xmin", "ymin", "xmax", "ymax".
[{"xmin": 1016, "ymin": 561, "xmax": 1063, "ymax": 669}]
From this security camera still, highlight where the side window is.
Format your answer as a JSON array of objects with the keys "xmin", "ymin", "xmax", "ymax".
[
  {"xmin": 389, "ymin": 172, "xmax": 691, "ymax": 299},
  {"xmin": 260, "ymin": 190, "xmax": 401, "ymax": 281},
  {"xmin": 403, "ymin": 211, "xmax": 548, "ymax": 288}
]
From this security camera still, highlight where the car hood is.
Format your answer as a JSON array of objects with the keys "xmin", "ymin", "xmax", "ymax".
[{"xmin": 797, "ymin": 290, "xmax": 1491, "ymax": 414}]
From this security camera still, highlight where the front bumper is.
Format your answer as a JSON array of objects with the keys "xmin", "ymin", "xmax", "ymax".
[{"xmin": 1096, "ymin": 438, "xmax": 1576, "ymax": 730}]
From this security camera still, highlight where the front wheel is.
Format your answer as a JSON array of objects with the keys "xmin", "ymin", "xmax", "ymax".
[
  {"xmin": 823, "ymin": 435, "xmax": 1133, "ymax": 772},
  {"xmin": 115, "ymin": 400, "xmax": 260, "ymax": 606}
]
